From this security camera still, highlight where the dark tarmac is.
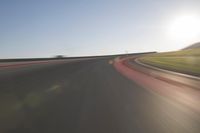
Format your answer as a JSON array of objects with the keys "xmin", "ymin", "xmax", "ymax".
[{"xmin": 0, "ymin": 57, "xmax": 199, "ymax": 133}]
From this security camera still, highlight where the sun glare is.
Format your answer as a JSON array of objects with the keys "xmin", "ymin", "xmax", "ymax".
[{"xmin": 168, "ymin": 14, "xmax": 200, "ymax": 42}]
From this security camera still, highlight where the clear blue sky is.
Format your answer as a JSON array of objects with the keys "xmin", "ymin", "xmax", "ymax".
[{"xmin": 1, "ymin": 0, "xmax": 200, "ymax": 58}]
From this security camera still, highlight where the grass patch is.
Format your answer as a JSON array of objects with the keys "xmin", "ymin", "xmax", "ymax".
[{"xmin": 139, "ymin": 48, "xmax": 200, "ymax": 76}]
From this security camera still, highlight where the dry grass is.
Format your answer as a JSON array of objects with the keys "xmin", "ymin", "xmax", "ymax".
[{"xmin": 139, "ymin": 48, "xmax": 200, "ymax": 76}]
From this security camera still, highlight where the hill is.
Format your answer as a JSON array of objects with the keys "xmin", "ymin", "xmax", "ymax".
[{"xmin": 183, "ymin": 42, "xmax": 200, "ymax": 50}]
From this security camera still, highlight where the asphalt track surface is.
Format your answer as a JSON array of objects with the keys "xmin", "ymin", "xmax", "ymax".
[{"xmin": 0, "ymin": 57, "xmax": 199, "ymax": 133}]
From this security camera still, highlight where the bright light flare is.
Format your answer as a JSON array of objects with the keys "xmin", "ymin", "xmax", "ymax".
[{"xmin": 168, "ymin": 14, "xmax": 200, "ymax": 41}]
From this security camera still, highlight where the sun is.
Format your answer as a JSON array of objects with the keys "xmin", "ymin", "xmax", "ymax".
[{"xmin": 168, "ymin": 14, "xmax": 200, "ymax": 42}]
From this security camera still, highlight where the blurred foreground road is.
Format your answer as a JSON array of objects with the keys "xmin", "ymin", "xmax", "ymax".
[{"xmin": 0, "ymin": 56, "xmax": 199, "ymax": 133}]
